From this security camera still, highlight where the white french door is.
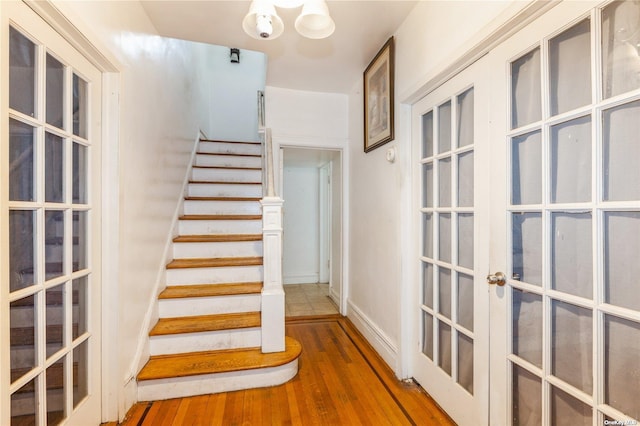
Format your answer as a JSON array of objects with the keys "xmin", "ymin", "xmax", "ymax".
[
  {"xmin": 411, "ymin": 58, "xmax": 492, "ymax": 425},
  {"xmin": 1, "ymin": 1, "xmax": 102, "ymax": 425},
  {"xmin": 413, "ymin": 1, "xmax": 640, "ymax": 425}
]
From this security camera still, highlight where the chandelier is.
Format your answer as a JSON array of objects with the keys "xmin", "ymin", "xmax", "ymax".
[{"xmin": 242, "ymin": 0, "xmax": 335, "ymax": 40}]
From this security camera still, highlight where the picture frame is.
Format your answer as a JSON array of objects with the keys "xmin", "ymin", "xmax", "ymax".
[{"xmin": 364, "ymin": 36, "xmax": 394, "ymax": 153}]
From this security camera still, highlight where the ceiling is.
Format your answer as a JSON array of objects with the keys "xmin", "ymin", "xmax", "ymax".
[{"xmin": 140, "ymin": 1, "xmax": 418, "ymax": 94}]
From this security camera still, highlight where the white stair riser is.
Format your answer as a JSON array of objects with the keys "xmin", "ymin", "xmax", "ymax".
[
  {"xmin": 179, "ymin": 219, "xmax": 262, "ymax": 235},
  {"xmin": 11, "ymin": 306, "xmax": 78, "ymax": 326},
  {"xmin": 159, "ymin": 294, "xmax": 261, "ymax": 317},
  {"xmin": 188, "ymin": 183, "xmax": 262, "ymax": 198},
  {"xmin": 137, "ymin": 360, "xmax": 298, "ymax": 401},
  {"xmin": 167, "ymin": 265, "xmax": 263, "ymax": 285},
  {"xmin": 195, "ymin": 154, "xmax": 261, "ymax": 169},
  {"xmin": 12, "ymin": 390, "xmax": 63, "ymax": 417},
  {"xmin": 198, "ymin": 142, "xmax": 261, "ymax": 156},
  {"xmin": 45, "ymin": 245, "xmax": 80, "ymax": 262},
  {"xmin": 149, "ymin": 328, "xmax": 261, "ymax": 356},
  {"xmin": 184, "ymin": 200, "xmax": 261, "ymax": 215},
  {"xmin": 12, "ymin": 306, "xmax": 61, "ymax": 325},
  {"xmin": 192, "ymin": 168, "xmax": 261, "ymax": 183},
  {"xmin": 173, "ymin": 241, "xmax": 262, "ymax": 259},
  {"xmin": 45, "ymin": 245, "xmax": 62, "ymax": 261}
]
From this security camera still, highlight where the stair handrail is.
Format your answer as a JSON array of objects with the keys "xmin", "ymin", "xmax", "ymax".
[
  {"xmin": 258, "ymin": 90, "xmax": 276, "ymax": 197},
  {"xmin": 263, "ymin": 128, "xmax": 277, "ymax": 198}
]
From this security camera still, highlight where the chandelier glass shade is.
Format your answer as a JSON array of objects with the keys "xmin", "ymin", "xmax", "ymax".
[
  {"xmin": 243, "ymin": 0, "xmax": 335, "ymax": 40},
  {"xmin": 242, "ymin": 0, "xmax": 285, "ymax": 40},
  {"xmin": 295, "ymin": 0, "xmax": 335, "ymax": 39}
]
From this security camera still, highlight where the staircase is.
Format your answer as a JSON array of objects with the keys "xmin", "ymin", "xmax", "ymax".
[{"xmin": 137, "ymin": 139, "xmax": 300, "ymax": 401}]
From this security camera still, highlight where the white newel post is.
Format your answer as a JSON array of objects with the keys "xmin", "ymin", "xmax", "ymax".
[{"xmin": 261, "ymin": 196, "xmax": 285, "ymax": 353}]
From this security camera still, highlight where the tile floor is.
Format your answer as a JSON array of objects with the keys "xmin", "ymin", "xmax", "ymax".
[{"xmin": 283, "ymin": 283, "xmax": 339, "ymax": 317}]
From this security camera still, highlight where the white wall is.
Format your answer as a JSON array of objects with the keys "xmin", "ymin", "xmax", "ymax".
[
  {"xmin": 210, "ymin": 46, "xmax": 266, "ymax": 142},
  {"xmin": 282, "ymin": 166, "xmax": 320, "ymax": 284},
  {"xmin": 395, "ymin": 1, "xmax": 518, "ymax": 101},
  {"xmin": 53, "ymin": 0, "xmax": 265, "ymax": 420},
  {"xmin": 265, "ymin": 86, "xmax": 348, "ymax": 147},
  {"xmin": 346, "ymin": 0, "xmax": 524, "ymax": 373}
]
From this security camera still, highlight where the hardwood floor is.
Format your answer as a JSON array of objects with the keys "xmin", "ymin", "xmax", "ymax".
[{"xmin": 116, "ymin": 316, "xmax": 454, "ymax": 426}]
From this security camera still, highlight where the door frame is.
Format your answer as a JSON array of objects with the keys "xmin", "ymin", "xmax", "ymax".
[
  {"xmin": 17, "ymin": 1, "xmax": 123, "ymax": 422},
  {"xmin": 278, "ymin": 144, "xmax": 346, "ymax": 313},
  {"xmin": 319, "ymin": 162, "xmax": 331, "ymax": 285}
]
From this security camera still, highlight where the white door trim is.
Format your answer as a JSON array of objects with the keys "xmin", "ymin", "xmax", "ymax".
[
  {"xmin": 318, "ymin": 162, "xmax": 330, "ymax": 284},
  {"xmin": 401, "ymin": 0, "xmax": 559, "ymax": 105},
  {"xmin": 278, "ymin": 143, "xmax": 346, "ymax": 315}
]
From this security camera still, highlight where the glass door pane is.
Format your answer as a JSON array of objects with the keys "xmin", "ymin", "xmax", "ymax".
[
  {"xmin": 549, "ymin": 19, "xmax": 591, "ymax": 115},
  {"xmin": 602, "ymin": 1, "xmax": 640, "ymax": 99},
  {"xmin": 502, "ymin": 6, "xmax": 640, "ymax": 423},
  {"xmin": 9, "ymin": 27, "xmax": 36, "ymax": 116}
]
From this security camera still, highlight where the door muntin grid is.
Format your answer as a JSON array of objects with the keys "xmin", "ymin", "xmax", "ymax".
[
  {"xmin": 7, "ymin": 23, "xmax": 93, "ymax": 425},
  {"xmin": 420, "ymin": 86, "xmax": 476, "ymax": 395},
  {"xmin": 507, "ymin": 4, "xmax": 640, "ymax": 424}
]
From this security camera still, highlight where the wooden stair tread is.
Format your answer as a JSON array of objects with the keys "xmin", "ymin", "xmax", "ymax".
[
  {"xmin": 184, "ymin": 196, "xmax": 261, "ymax": 201},
  {"xmin": 159, "ymin": 282, "xmax": 263, "ymax": 299},
  {"xmin": 150, "ymin": 312, "xmax": 261, "ymax": 336},
  {"xmin": 196, "ymin": 152, "xmax": 261, "ymax": 158},
  {"xmin": 173, "ymin": 234, "xmax": 262, "ymax": 243},
  {"xmin": 11, "ymin": 291, "xmax": 79, "ymax": 307},
  {"xmin": 138, "ymin": 336, "xmax": 301, "ymax": 381},
  {"xmin": 200, "ymin": 139, "xmax": 261, "ymax": 145},
  {"xmin": 167, "ymin": 257, "xmax": 263, "ymax": 269},
  {"xmin": 192, "ymin": 165, "xmax": 261, "ymax": 171},
  {"xmin": 189, "ymin": 180, "xmax": 262, "ymax": 185},
  {"xmin": 179, "ymin": 214, "xmax": 262, "ymax": 221},
  {"xmin": 11, "ymin": 324, "xmax": 78, "ymax": 346}
]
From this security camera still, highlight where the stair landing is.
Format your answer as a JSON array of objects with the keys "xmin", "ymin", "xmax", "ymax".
[{"xmin": 139, "ymin": 336, "xmax": 301, "ymax": 381}]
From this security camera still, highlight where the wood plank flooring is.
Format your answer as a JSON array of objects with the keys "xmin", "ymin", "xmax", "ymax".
[{"xmin": 117, "ymin": 316, "xmax": 454, "ymax": 425}]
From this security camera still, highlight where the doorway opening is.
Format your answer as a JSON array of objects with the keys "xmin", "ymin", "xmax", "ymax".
[{"xmin": 280, "ymin": 147, "xmax": 343, "ymax": 317}]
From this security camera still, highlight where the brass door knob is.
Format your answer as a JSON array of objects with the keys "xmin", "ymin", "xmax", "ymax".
[{"xmin": 487, "ymin": 272, "xmax": 506, "ymax": 286}]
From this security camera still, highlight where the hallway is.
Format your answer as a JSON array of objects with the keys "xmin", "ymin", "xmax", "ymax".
[{"xmin": 283, "ymin": 283, "xmax": 339, "ymax": 317}]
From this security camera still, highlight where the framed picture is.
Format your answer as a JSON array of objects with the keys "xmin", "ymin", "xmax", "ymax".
[{"xmin": 364, "ymin": 36, "xmax": 394, "ymax": 152}]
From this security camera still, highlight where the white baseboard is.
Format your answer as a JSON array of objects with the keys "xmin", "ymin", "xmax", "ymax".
[
  {"xmin": 346, "ymin": 300, "xmax": 398, "ymax": 373},
  {"xmin": 329, "ymin": 287, "xmax": 340, "ymax": 310},
  {"xmin": 120, "ymin": 376, "xmax": 137, "ymax": 423},
  {"xmin": 283, "ymin": 273, "xmax": 319, "ymax": 285}
]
